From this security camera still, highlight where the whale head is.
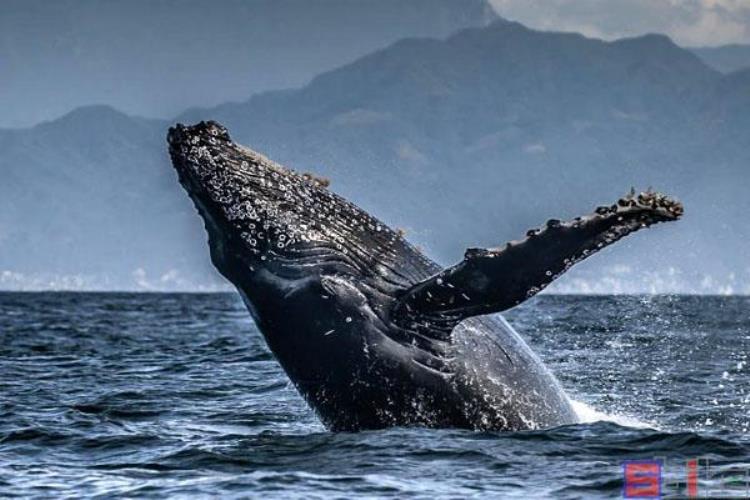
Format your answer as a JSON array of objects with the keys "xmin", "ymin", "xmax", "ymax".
[
  {"xmin": 168, "ymin": 121, "xmax": 329, "ymax": 279},
  {"xmin": 167, "ymin": 122, "xmax": 437, "ymax": 399},
  {"xmin": 167, "ymin": 120, "xmax": 425, "ymax": 287}
]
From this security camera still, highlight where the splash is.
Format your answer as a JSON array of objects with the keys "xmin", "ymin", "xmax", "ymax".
[{"xmin": 570, "ymin": 400, "xmax": 655, "ymax": 429}]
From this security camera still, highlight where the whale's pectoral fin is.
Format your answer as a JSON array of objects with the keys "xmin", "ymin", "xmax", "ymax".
[{"xmin": 393, "ymin": 190, "xmax": 683, "ymax": 325}]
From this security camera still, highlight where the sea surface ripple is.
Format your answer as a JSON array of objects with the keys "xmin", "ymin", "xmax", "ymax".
[{"xmin": 1, "ymin": 293, "xmax": 748, "ymax": 498}]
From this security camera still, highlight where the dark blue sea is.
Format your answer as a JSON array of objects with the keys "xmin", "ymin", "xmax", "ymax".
[{"xmin": 1, "ymin": 293, "xmax": 749, "ymax": 498}]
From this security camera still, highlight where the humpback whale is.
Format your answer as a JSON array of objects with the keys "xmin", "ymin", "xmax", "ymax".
[{"xmin": 168, "ymin": 121, "xmax": 683, "ymax": 432}]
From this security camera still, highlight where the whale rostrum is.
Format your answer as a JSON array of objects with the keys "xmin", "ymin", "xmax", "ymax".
[{"xmin": 168, "ymin": 121, "xmax": 683, "ymax": 431}]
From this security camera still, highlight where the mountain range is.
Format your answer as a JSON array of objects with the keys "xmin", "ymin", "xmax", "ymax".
[
  {"xmin": 0, "ymin": 0, "xmax": 495, "ymax": 128},
  {"xmin": 1, "ymin": 19, "xmax": 748, "ymax": 292},
  {"xmin": 690, "ymin": 44, "xmax": 750, "ymax": 74}
]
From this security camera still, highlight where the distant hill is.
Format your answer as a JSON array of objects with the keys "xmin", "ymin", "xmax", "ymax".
[
  {"xmin": 0, "ymin": 0, "xmax": 496, "ymax": 128},
  {"xmin": 0, "ymin": 107, "xmax": 217, "ymax": 289},
  {"xmin": 2, "ymin": 20, "xmax": 749, "ymax": 292},
  {"xmin": 690, "ymin": 44, "xmax": 750, "ymax": 74}
]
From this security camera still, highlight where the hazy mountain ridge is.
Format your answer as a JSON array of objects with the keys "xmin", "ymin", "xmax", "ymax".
[
  {"xmin": 690, "ymin": 44, "xmax": 750, "ymax": 74},
  {"xmin": 0, "ymin": 0, "xmax": 496, "ymax": 128},
  {"xmin": 2, "ymin": 20, "xmax": 749, "ymax": 292},
  {"xmin": 0, "ymin": 106, "xmax": 217, "ymax": 289},
  {"xmin": 178, "ymin": 21, "xmax": 749, "ymax": 292}
]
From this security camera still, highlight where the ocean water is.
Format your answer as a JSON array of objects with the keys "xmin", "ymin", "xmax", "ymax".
[{"xmin": 1, "ymin": 293, "xmax": 749, "ymax": 498}]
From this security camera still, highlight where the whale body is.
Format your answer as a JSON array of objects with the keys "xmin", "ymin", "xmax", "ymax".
[{"xmin": 168, "ymin": 121, "xmax": 683, "ymax": 431}]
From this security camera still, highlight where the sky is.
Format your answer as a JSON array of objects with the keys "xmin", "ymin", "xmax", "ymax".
[
  {"xmin": 489, "ymin": 0, "xmax": 750, "ymax": 46},
  {"xmin": 0, "ymin": 0, "xmax": 748, "ymax": 293}
]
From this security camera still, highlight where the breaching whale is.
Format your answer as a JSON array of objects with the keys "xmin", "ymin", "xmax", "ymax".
[{"xmin": 168, "ymin": 121, "xmax": 683, "ymax": 432}]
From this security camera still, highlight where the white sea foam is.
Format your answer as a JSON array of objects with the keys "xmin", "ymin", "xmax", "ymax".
[{"xmin": 571, "ymin": 400, "xmax": 656, "ymax": 429}]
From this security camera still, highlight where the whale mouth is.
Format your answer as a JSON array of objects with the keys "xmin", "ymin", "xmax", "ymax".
[
  {"xmin": 168, "ymin": 121, "xmax": 315, "ymax": 271},
  {"xmin": 167, "ymin": 121, "xmax": 392, "ymax": 278},
  {"xmin": 168, "ymin": 119, "xmax": 337, "ymax": 237}
]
